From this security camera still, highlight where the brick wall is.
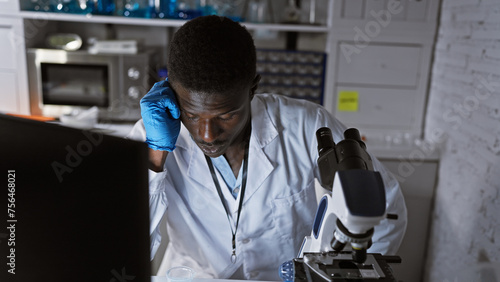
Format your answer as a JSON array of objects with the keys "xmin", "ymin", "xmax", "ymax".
[{"xmin": 423, "ymin": 0, "xmax": 500, "ymax": 280}]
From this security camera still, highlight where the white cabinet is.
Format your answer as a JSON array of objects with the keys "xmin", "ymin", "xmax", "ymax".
[
  {"xmin": 0, "ymin": 15, "xmax": 29, "ymax": 114},
  {"xmin": 0, "ymin": 0, "xmax": 18, "ymax": 11},
  {"xmin": 323, "ymin": 0, "xmax": 441, "ymax": 141},
  {"xmin": 0, "ymin": 72, "xmax": 18, "ymax": 111},
  {"xmin": 337, "ymin": 44, "xmax": 421, "ymax": 87},
  {"xmin": 0, "ymin": 26, "xmax": 18, "ymax": 69},
  {"xmin": 335, "ymin": 86, "xmax": 419, "ymax": 130}
]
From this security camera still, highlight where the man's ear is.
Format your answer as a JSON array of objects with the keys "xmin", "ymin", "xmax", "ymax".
[{"xmin": 250, "ymin": 74, "xmax": 261, "ymax": 100}]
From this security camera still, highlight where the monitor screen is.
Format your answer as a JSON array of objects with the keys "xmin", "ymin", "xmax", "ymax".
[{"xmin": 0, "ymin": 114, "xmax": 150, "ymax": 282}]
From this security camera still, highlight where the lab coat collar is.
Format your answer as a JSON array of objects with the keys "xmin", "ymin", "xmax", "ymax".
[
  {"xmin": 182, "ymin": 95, "xmax": 278, "ymax": 205},
  {"xmin": 250, "ymin": 95, "xmax": 278, "ymax": 149},
  {"xmin": 242, "ymin": 96, "xmax": 277, "ymax": 205}
]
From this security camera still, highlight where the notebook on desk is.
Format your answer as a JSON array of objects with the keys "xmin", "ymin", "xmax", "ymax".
[{"xmin": 0, "ymin": 114, "xmax": 151, "ymax": 282}]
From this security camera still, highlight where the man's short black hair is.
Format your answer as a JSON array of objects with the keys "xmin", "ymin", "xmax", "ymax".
[{"xmin": 167, "ymin": 15, "xmax": 257, "ymax": 94}]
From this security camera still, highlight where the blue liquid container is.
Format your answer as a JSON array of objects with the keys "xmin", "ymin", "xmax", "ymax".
[
  {"xmin": 176, "ymin": 8, "xmax": 202, "ymax": 19},
  {"xmin": 155, "ymin": 0, "xmax": 177, "ymax": 19},
  {"xmin": 279, "ymin": 260, "xmax": 295, "ymax": 282},
  {"xmin": 95, "ymin": 0, "xmax": 115, "ymax": 15},
  {"xmin": 123, "ymin": 0, "xmax": 154, "ymax": 18},
  {"xmin": 52, "ymin": 0, "xmax": 93, "ymax": 14},
  {"xmin": 174, "ymin": 0, "xmax": 201, "ymax": 19},
  {"xmin": 201, "ymin": 3, "xmax": 216, "ymax": 16}
]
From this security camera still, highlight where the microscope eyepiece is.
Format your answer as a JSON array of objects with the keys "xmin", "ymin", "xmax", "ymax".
[
  {"xmin": 316, "ymin": 127, "xmax": 335, "ymax": 156},
  {"xmin": 343, "ymin": 128, "xmax": 361, "ymax": 141},
  {"xmin": 343, "ymin": 128, "xmax": 366, "ymax": 150}
]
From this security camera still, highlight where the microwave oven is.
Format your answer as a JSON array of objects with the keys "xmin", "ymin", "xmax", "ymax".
[{"xmin": 27, "ymin": 48, "xmax": 158, "ymax": 121}]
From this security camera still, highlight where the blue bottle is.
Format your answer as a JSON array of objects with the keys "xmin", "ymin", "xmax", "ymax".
[
  {"xmin": 52, "ymin": 0, "xmax": 93, "ymax": 14},
  {"xmin": 279, "ymin": 260, "xmax": 295, "ymax": 282},
  {"xmin": 123, "ymin": 0, "xmax": 154, "ymax": 18},
  {"xmin": 95, "ymin": 0, "xmax": 115, "ymax": 15},
  {"xmin": 155, "ymin": 0, "xmax": 177, "ymax": 19},
  {"xmin": 175, "ymin": 0, "xmax": 202, "ymax": 19}
]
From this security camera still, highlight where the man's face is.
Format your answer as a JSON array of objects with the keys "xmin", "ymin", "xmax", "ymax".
[{"xmin": 171, "ymin": 79, "xmax": 258, "ymax": 158}]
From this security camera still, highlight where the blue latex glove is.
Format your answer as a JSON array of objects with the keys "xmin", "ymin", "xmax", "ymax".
[{"xmin": 140, "ymin": 80, "xmax": 181, "ymax": 151}]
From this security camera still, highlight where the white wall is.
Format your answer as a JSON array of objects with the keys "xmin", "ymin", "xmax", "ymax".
[{"xmin": 423, "ymin": 0, "xmax": 500, "ymax": 280}]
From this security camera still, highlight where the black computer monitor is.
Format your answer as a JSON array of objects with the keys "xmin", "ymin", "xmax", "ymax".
[{"xmin": 0, "ymin": 114, "xmax": 151, "ymax": 282}]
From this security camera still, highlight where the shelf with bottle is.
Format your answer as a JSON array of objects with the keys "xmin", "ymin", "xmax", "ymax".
[
  {"xmin": 18, "ymin": 10, "xmax": 330, "ymax": 31},
  {"xmin": 18, "ymin": 0, "xmax": 330, "ymax": 32}
]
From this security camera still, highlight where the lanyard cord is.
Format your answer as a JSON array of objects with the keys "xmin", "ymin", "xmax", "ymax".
[{"xmin": 205, "ymin": 141, "xmax": 249, "ymax": 264}]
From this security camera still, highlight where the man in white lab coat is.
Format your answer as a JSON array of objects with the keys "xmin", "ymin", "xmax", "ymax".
[{"xmin": 128, "ymin": 15, "xmax": 407, "ymax": 280}]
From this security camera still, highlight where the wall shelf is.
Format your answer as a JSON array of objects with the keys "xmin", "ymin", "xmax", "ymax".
[{"xmin": 18, "ymin": 11, "xmax": 330, "ymax": 32}]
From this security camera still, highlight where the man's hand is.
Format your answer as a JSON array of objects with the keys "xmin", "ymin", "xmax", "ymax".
[{"xmin": 140, "ymin": 80, "xmax": 181, "ymax": 171}]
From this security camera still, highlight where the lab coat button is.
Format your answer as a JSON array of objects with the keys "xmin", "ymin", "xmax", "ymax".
[{"xmin": 241, "ymin": 238, "xmax": 250, "ymax": 244}]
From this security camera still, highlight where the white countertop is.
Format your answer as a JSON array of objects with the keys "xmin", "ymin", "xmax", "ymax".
[
  {"xmin": 49, "ymin": 120, "xmax": 136, "ymax": 138},
  {"xmin": 364, "ymin": 139, "xmax": 440, "ymax": 161},
  {"xmin": 92, "ymin": 122, "xmax": 136, "ymax": 137},
  {"xmin": 369, "ymin": 144, "xmax": 440, "ymax": 161},
  {"xmin": 151, "ymin": 278, "xmax": 278, "ymax": 282}
]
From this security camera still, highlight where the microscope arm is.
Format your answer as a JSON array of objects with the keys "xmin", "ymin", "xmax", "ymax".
[{"xmin": 298, "ymin": 169, "xmax": 386, "ymax": 261}]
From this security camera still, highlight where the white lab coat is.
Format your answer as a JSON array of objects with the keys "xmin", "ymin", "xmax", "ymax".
[{"xmin": 127, "ymin": 94, "xmax": 407, "ymax": 280}]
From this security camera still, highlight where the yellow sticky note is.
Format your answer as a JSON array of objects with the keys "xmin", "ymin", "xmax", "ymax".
[{"xmin": 337, "ymin": 91, "xmax": 359, "ymax": 112}]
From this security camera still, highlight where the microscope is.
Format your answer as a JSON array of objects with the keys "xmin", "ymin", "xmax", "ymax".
[{"xmin": 280, "ymin": 127, "xmax": 401, "ymax": 282}]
